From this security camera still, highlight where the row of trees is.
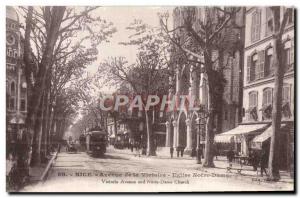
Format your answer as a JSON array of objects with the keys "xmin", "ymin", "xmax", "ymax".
[{"xmin": 15, "ymin": 6, "xmax": 116, "ymax": 186}]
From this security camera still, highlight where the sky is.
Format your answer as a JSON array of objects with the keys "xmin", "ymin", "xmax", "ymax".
[
  {"xmin": 14, "ymin": 6, "xmax": 174, "ymax": 94},
  {"xmin": 86, "ymin": 6, "xmax": 174, "ymax": 93}
]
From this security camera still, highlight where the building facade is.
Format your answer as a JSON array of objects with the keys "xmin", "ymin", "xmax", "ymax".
[
  {"xmin": 242, "ymin": 7, "xmax": 294, "ymax": 168},
  {"xmin": 215, "ymin": 7, "xmax": 294, "ymax": 170},
  {"xmin": 6, "ymin": 7, "xmax": 28, "ymax": 156},
  {"xmin": 164, "ymin": 7, "xmax": 245, "ymax": 155}
]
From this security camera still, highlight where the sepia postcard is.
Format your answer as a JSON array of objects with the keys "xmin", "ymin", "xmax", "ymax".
[{"xmin": 6, "ymin": 5, "xmax": 295, "ymax": 192}]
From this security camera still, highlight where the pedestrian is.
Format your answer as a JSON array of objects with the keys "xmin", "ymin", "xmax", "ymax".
[
  {"xmin": 227, "ymin": 148, "xmax": 235, "ymax": 168},
  {"xmin": 260, "ymin": 150, "xmax": 269, "ymax": 177},
  {"xmin": 180, "ymin": 147, "xmax": 184, "ymax": 157},
  {"xmin": 129, "ymin": 138, "xmax": 134, "ymax": 152},
  {"xmin": 214, "ymin": 145, "xmax": 219, "ymax": 160},
  {"xmin": 249, "ymin": 149, "xmax": 258, "ymax": 171},
  {"xmin": 135, "ymin": 141, "xmax": 141, "ymax": 157},
  {"xmin": 176, "ymin": 147, "xmax": 180, "ymax": 157},
  {"xmin": 170, "ymin": 147, "xmax": 174, "ymax": 158},
  {"xmin": 191, "ymin": 147, "xmax": 196, "ymax": 157}
]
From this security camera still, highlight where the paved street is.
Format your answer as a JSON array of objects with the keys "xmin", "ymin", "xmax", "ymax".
[{"xmin": 22, "ymin": 146, "xmax": 293, "ymax": 192}]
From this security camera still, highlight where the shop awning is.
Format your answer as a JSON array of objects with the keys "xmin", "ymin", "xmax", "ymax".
[
  {"xmin": 252, "ymin": 124, "xmax": 286, "ymax": 143},
  {"xmin": 214, "ymin": 123, "xmax": 268, "ymax": 143},
  {"xmin": 214, "ymin": 135, "xmax": 234, "ymax": 143},
  {"xmin": 154, "ymin": 131, "xmax": 166, "ymax": 135}
]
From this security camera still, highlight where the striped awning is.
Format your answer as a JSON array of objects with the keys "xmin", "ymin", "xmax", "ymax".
[
  {"xmin": 214, "ymin": 123, "xmax": 268, "ymax": 143},
  {"xmin": 252, "ymin": 124, "xmax": 286, "ymax": 143},
  {"xmin": 214, "ymin": 135, "xmax": 234, "ymax": 143}
]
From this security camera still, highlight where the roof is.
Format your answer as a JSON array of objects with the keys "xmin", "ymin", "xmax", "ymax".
[{"xmin": 214, "ymin": 123, "xmax": 268, "ymax": 143}]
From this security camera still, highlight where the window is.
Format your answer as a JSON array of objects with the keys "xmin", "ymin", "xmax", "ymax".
[
  {"xmin": 20, "ymin": 86, "xmax": 27, "ymax": 112},
  {"xmin": 282, "ymin": 85, "xmax": 292, "ymax": 118},
  {"xmin": 10, "ymin": 81, "xmax": 16, "ymax": 96},
  {"xmin": 249, "ymin": 92, "xmax": 258, "ymax": 107},
  {"xmin": 283, "ymin": 40, "xmax": 292, "ymax": 71},
  {"xmin": 266, "ymin": 8, "xmax": 274, "ymax": 36},
  {"xmin": 9, "ymin": 98, "xmax": 15, "ymax": 110},
  {"xmin": 7, "ymin": 48, "xmax": 13, "ymax": 57},
  {"xmin": 13, "ymin": 50, "xmax": 18, "ymax": 58},
  {"xmin": 282, "ymin": 86, "xmax": 290, "ymax": 104},
  {"xmin": 248, "ymin": 91, "xmax": 258, "ymax": 121},
  {"xmin": 251, "ymin": 9, "xmax": 261, "ymax": 42},
  {"xmin": 21, "ymin": 86, "xmax": 26, "ymax": 98},
  {"xmin": 9, "ymin": 81, "xmax": 16, "ymax": 111},
  {"xmin": 20, "ymin": 99, "xmax": 26, "ymax": 111},
  {"xmin": 247, "ymin": 50, "xmax": 265, "ymax": 82},
  {"xmin": 284, "ymin": 38, "xmax": 295, "ymax": 71},
  {"xmin": 250, "ymin": 53, "xmax": 258, "ymax": 81},
  {"xmin": 262, "ymin": 88, "xmax": 273, "ymax": 106},
  {"xmin": 265, "ymin": 47, "xmax": 273, "ymax": 76},
  {"xmin": 262, "ymin": 88, "xmax": 273, "ymax": 120}
]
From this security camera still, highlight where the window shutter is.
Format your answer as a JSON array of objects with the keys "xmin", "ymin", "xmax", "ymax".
[
  {"xmin": 251, "ymin": 13, "xmax": 255, "ymax": 42},
  {"xmin": 256, "ymin": 10, "xmax": 261, "ymax": 41},
  {"xmin": 247, "ymin": 56, "xmax": 251, "ymax": 82},
  {"xmin": 290, "ymin": 37, "xmax": 294, "ymax": 68},
  {"xmin": 262, "ymin": 90, "xmax": 266, "ymax": 106},
  {"xmin": 258, "ymin": 50, "xmax": 265, "ymax": 79},
  {"xmin": 255, "ymin": 92, "xmax": 258, "ymax": 107}
]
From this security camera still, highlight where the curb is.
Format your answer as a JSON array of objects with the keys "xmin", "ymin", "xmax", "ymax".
[{"xmin": 40, "ymin": 151, "xmax": 58, "ymax": 181}]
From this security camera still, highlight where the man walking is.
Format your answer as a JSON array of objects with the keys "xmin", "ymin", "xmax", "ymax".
[
  {"xmin": 260, "ymin": 150, "xmax": 269, "ymax": 177},
  {"xmin": 170, "ymin": 147, "xmax": 174, "ymax": 158}
]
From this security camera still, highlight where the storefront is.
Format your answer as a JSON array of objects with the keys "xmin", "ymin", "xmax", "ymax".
[
  {"xmin": 251, "ymin": 122, "xmax": 293, "ymax": 170},
  {"xmin": 214, "ymin": 123, "xmax": 269, "ymax": 156}
]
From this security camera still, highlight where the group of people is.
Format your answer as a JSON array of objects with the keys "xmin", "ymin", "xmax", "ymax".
[
  {"xmin": 249, "ymin": 149, "xmax": 269, "ymax": 177},
  {"xmin": 169, "ymin": 146, "xmax": 186, "ymax": 158},
  {"xmin": 227, "ymin": 148, "xmax": 269, "ymax": 177}
]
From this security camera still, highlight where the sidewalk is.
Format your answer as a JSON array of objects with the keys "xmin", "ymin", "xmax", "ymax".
[
  {"xmin": 195, "ymin": 157, "xmax": 294, "ymax": 190},
  {"xmin": 28, "ymin": 152, "xmax": 58, "ymax": 183},
  {"xmin": 111, "ymin": 146, "xmax": 294, "ymax": 190}
]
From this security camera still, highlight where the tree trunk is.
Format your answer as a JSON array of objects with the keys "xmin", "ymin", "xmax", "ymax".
[
  {"xmin": 268, "ymin": 35, "xmax": 284, "ymax": 181},
  {"xmin": 23, "ymin": 6, "xmax": 66, "ymax": 176},
  {"xmin": 41, "ymin": 91, "xmax": 50, "ymax": 161},
  {"xmin": 203, "ymin": 85, "xmax": 216, "ymax": 167},
  {"xmin": 113, "ymin": 115, "xmax": 118, "ymax": 137},
  {"xmin": 31, "ymin": 93, "xmax": 45, "ymax": 166},
  {"xmin": 268, "ymin": 6, "xmax": 291, "ymax": 181},
  {"xmin": 145, "ymin": 111, "xmax": 156, "ymax": 156}
]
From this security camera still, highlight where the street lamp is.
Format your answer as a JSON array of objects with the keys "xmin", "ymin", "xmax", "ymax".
[{"xmin": 196, "ymin": 106, "xmax": 206, "ymax": 164}]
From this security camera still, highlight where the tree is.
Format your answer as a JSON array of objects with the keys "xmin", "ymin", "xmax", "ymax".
[
  {"xmin": 268, "ymin": 7, "xmax": 293, "ymax": 181},
  {"xmin": 160, "ymin": 7, "xmax": 242, "ymax": 167},
  {"xmin": 98, "ymin": 20, "xmax": 171, "ymax": 155},
  {"xmin": 17, "ymin": 5, "xmax": 116, "ymax": 183}
]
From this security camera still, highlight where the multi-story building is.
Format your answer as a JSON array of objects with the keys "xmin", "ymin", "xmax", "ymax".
[
  {"xmin": 164, "ymin": 7, "xmax": 245, "ymax": 156},
  {"xmin": 216, "ymin": 7, "xmax": 294, "ymax": 170},
  {"xmin": 6, "ymin": 6, "xmax": 28, "ymax": 156}
]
